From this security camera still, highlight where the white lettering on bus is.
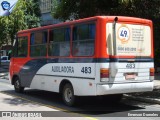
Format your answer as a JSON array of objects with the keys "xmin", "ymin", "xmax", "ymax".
[{"xmin": 52, "ymin": 66, "xmax": 74, "ymax": 73}]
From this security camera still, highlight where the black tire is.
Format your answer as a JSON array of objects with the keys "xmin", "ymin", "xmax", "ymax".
[
  {"xmin": 14, "ymin": 77, "xmax": 24, "ymax": 93},
  {"xmin": 62, "ymin": 83, "xmax": 76, "ymax": 106}
]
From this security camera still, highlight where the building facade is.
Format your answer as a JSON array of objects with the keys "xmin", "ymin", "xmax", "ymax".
[{"xmin": 39, "ymin": 0, "xmax": 60, "ymax": 26}]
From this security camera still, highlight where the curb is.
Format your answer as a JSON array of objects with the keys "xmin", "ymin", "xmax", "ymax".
[
  {"xmin": 154, "ymin": 86, "xmax": 160, "ymax": 90},
  {"xmin": 124, "ymin": 94, "xmax": 160, "ymax": 105}
]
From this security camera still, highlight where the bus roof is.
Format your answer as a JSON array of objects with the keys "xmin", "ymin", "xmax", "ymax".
[{"xmin": 18, "ymin": 16, "xmax": 152, "ymax": 34}]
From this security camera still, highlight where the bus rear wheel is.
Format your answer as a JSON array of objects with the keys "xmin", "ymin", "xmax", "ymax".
[
  {"xmin": 14, "ymin": 77, "xmax": 24, "ymax": 93},
  {"xmin": 62, "ymin": 83, "xmax": 75, "ymax": 106}
]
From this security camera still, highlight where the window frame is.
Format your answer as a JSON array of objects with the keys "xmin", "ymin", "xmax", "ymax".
[
  {"xmin": 13, "ymin": 36, "xmax": 28, "ymax": 58},
  {"xmin": 48, "ymin": 26, "xmax": 71, "ymax": 57},
  {"xmin": 30, "ymin": 30, "xmax": 48, "ymax": 58},
  {"xmin": 72, "ymin": 22, "xmax": 96, "ymax": 57}
]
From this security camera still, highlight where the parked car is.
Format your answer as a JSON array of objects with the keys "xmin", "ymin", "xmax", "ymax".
[{"xmin": 1, "ymin": 56, "xmax": 10, "ymax": 63}]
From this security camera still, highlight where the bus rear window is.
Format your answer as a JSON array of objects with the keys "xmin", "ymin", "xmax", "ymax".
[{"xmin": 72, "ymin": 23, "xmax": 95, "ymax": 56}]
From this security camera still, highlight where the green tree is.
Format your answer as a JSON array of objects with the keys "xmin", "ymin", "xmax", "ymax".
[
  {"xmin": 52, "ymin": 0, "xmax": 160, "ymax": 20},
  {"xmin": 23, "ymin": 0, "xmax": 41, "ymax": 28},
  {"xmin": 0, "ymin": 0, "xmax": 41, "ymax": 47},
  {"xmin": 51, "ymin": 0, "xmax": 119, "ymax": 21},
  {"xmin": 0, "ymin": 17, "xmax": 8, "ymax": 46}
]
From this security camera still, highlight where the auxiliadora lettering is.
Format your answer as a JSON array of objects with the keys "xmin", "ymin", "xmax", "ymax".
[{"xmin": 52, "ymin": 66, "xmax": 74, "ymax": 73}]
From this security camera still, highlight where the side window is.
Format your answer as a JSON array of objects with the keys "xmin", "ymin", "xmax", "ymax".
[
  {"xmin": 30, "ymin": 31, "xmax": 47, "ymax": 57},
  {"xmin": 72, "ymin": 23, "xmax": 95, "ymax": 56},
  {"xmin": 49, "ymin": 27, "xmax": 70, "ymax": 56},
  {"xmin": 16, "ymin": 37, "xmax": 28, "ymax": 57}
]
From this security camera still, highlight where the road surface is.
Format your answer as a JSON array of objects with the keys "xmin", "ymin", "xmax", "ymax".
[{"xmin": 0, "ymin": 78, "xmax": 160, "ymax": 120}]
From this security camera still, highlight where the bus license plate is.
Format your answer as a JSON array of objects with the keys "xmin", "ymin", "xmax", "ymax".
[{"xmin": 125, "ymin": 73, "xmax": 136, "ymax": 80}]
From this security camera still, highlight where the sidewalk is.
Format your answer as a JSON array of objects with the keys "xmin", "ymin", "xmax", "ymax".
[{"xmin": 0, "ymin": 92, "xmax": 89, "ymax": 119}]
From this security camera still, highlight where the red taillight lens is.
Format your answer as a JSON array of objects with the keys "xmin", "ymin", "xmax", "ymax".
[
  {"xmin": 100, "ymin": 68, "xmax": 109, "ymax": 78},
  {"xmin": 150, "ymin": 68, "xmax": 155, "ymax": 76}
]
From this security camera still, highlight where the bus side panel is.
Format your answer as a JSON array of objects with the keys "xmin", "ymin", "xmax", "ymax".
[
  {"xmin": 30, "ymin": 76, "xmax": 97, "ymax": 96},
  {"xmin": 13, "ymin": 61, "xmax": 97, "ymax": 96},
  {"xmin": 10, "ymin": 58, "xmax": 31, "ymax": 85},
  {"xmin": 18, "ymin": 59, "xmax": 48, "ymax": 87}
]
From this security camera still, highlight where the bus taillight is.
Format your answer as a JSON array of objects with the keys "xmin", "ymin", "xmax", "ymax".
[
  {"xmin": 150, "ymin": 68, "xmax": 155, "ymax": 76},
  {"xmin": 150, "ymin": 68, "xmax": 154, "ymax": 81},
  {"xmin": 100, "ymin": 68, "xmax": 109, "ymax": 78}
]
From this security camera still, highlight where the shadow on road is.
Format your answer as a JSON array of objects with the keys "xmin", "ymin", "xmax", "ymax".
[{"xmin": 1, "ymin": 89, "xmax": 148, "ymax": 117}]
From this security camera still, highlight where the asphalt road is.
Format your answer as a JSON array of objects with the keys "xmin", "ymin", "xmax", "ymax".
[{"xmin": 0, "ymin": 78, "xmax": 160, "ymax": 120}]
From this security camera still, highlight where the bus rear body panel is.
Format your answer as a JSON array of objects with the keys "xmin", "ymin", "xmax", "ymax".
[
  {"xmin": 96, "ymin": 17, "xmax": 154, "ymax": 95},
  {"xmin": 96, "ymin": 62, "xmax": 153, "ymax": 95}
]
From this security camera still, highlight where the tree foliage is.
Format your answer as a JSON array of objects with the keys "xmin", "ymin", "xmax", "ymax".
[
  {"xmin": 51, "ymin": 0, "xmax": 160, "ymax": 67},
  {"xmin": 111, "ymin": 0, "xmax": 160, "ymax": 19},
  {"xmin": 52, "ymin": 0, "xmax": 119, "ymax": 21},
  {"xmin": 0, "ymin": 0, "xmax": 41, "ymax": 46},
  {"xmin": 52, "ymin": 0, "xmax": 160, "ymax": 20}
]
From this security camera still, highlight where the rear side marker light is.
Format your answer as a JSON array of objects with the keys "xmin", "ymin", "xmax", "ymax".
[
  {"xmin": 150, "ymin": 68, "xmax": 155, "ymax": 76},
  {"xmin": 100, "ymin": 68, "xmax": 109, "ymax": 78}
]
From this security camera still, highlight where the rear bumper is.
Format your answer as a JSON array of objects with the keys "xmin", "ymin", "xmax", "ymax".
[{"xmin": 96, "ymin": 82, "xmax": 153, "ymax": 95}]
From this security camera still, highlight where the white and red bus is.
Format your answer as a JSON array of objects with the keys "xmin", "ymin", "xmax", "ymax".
[{"xmin": 10, "ymin": 16, "xmax": 154, "ymax": 106}]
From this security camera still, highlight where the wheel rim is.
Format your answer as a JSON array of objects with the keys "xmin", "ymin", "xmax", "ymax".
[
  {"xmin": 64, "ymin": 88, "xmax": 73, "ymax": 103},
  {"xmin": 15, "ymin": 80, "xmax": 20, "ymax": 89}
]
